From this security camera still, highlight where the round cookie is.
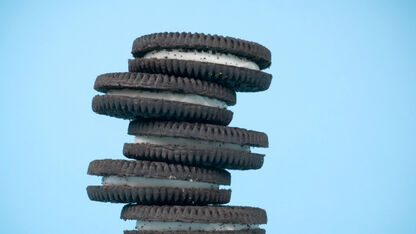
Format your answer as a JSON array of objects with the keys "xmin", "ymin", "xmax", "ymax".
[
  {"xmin": 86, "ymin": 159, "xmax": 231, "ymax": 205},
  {"xmin": 123, "ymin": 143, "xmax": 264, "ymax": 170},
  {"xmin": 131, "ymin": 32, "xmax": 271, "ymax": 69},
  {"xmin": 121, "ymin": 205, "xmax": 267, "ymax": 233},
  {"xmin": 129, "ymin": 32, "xmax": 272, "ymax": 92},
  {"xmin": 92, "ymin": 72, "xmax": 236, "ymax": 125},
  {"xmin": 128, "ymin": 59, "xmax": 272, "ymax": 92},
  {"xmin": 124, "ymin": 120, "xmax": 268, "ymax": 170}
]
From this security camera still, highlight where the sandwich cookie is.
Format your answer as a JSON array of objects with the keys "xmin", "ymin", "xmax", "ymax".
[
  {"xmin": 87, "ymin": 159, "xmax": 231, "ymax": 205},
  {"xmin": 124, "ymin": 120, "xmax": 268, "ymax": 170},
  {"xmin": 121, "ymin": 205, "xmax": 267, "ymax": 233},
  {"xmin": 128, "ymin": 32, "xmax": 272, "ymax": 92},
  {"xmin": 92, "ymin": 72, "xmax": 236, "ymax": 125}
]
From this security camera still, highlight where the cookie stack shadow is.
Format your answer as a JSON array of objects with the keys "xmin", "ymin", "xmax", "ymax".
[{"xmin": 87, "ymin": 32, "xmax": 272, "ymax": 233}]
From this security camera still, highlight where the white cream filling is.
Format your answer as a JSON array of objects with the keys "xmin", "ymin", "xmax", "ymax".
[
  {"xmin": 135, "ymin": 135, "xmax": 250, "ymax": 152},
  {"xmin": 107, "ymin": 89, "xmax": 227, "ymax": 109},
  {"xmin": 143, "ymin": 49, "xmax": 260, "ymax": 70},
  {"xmin": 102, "ymin": 176, "xmax": 219, "ymax": 189},
  {"xmin": 135, "ymin": 221, "xmax": 259, "ymax": 231}
]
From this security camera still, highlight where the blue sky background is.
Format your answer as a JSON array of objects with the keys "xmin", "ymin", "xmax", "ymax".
[{"xmin": 1, "ymin": 0, "xmax": 415, "ymax": 233}]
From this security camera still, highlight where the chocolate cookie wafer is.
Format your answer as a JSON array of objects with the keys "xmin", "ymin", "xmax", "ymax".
[
  {"xmin": 92, "ymin": 72, "xmax": 236, "ymax": 125},
  {"xmin": 123, "ymin": 120, "xmax": 268, "ymax": 170},
  {"xmin": 121, "ymin": 204, "xmax": 267, "ymax": 233},
  {"xmin": 86, "ymin": 159, "xmax": 231, "ymax": 205},
  {"xmin": 128, "ymin": 32, "xmax": 272, "ymax": 92}
]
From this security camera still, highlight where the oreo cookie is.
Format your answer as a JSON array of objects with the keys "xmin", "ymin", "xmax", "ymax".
[
  {"xmin": 92, "ymin": 72, "xmax": 236, "ymax": 125},
  {"xmin": 129, "ymin": 32, "xmax": 272, "ymax": 92},
  {"xmin": 132, "ymin": 32, "xmax": 271, "ymax": 69},
  {"xmin": 121, "ymin": 204, "xmax": 267, "ymax": 233},
  {"xmin": 124, "ymin": 120, "xmax": 268, "ymax": 170},
  {"xmin": 86, "ymin": 159, "xmax": 231, "ymax": 205}
]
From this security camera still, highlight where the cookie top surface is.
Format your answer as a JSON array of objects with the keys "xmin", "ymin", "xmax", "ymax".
[
  {"xmin": 94, "ymin": 72, "xmax": 236, "ymax": 106},
  {"xmin": 132, "ymin": 32, "xmax": 271, "ymax": 70},
  {"xmin": 87, "ymin": 159, "xmax": 230, "ymax": 185},
  {"xmin": 128, "ymin": 120, "xmax": 268, "ymax": 148},
  {"xmin": 121, "ymin": 205, "xmax": 267, "ymax": 225}
]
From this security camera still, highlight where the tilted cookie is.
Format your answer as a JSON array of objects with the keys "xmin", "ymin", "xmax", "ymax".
[
  {"xmin": 92, "ymin": 72, "xmax": 236, "ymax": 125},
  {"xmin": 86, "ymin": 159, "xmax": 231, "ymax": 205},
  {"xmin": 128, "ymin": 32, "xmax": 272, "ymax": 92},
  {"xmin": 124, "ymin": 120, "xmax": 268, "ymax": 170},
  {"xmin": 121, "ymin": 204, "xmax": 267, "ymax": 233}
]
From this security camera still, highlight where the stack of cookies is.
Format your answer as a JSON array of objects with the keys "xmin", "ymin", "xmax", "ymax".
[{"xmin": 87, "ymin": 32, "xmax": 272, "ymax": 233}]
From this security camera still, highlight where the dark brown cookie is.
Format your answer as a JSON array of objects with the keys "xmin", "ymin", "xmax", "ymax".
[
  {"xmin": 123, "ymin": 143, "xmax": 264, "ymax": 170},
  {"xmin": 86, "ymin": 159, "xmax": 231, "ymax": 205},
  {"xmin": 128, "ymin": 120, "xmax": 268, "ymax": 148},
  {"xmin": 94, "ymin": 72, "xmax": 236, "ymax": 106},
  {"xmin": 131, "ymin": 32, "xmax": 271, "ymax": 70},
  {"xmin": 128, "ymin": 58, "xmax": 272, "ymax": 92},
  {"xmin": 87, "ymin": 186, "xmax": 230, "ymax": 205},
  {"xmin": 92, "ymin": 95, "xmax": 233, "ymax": 125},
  {"xmin": 121, "ymin": 205, "xmax": 267, "ymax": 233},
  {"xmin": 122, "ymin": 205, "xmax": 267, "ymax": 223},
  {"xmin": 87, "ymin": 159, "xmax": 230, "ymax": 184}
]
